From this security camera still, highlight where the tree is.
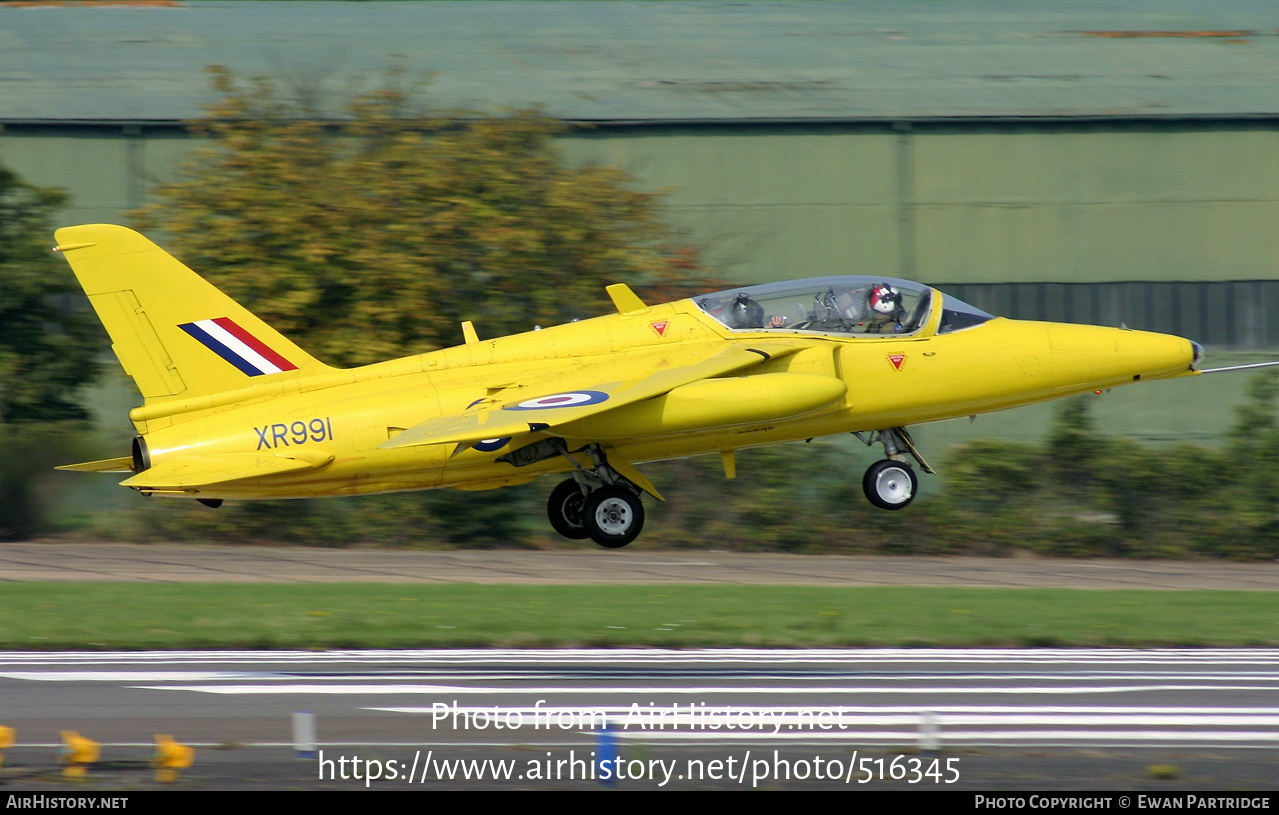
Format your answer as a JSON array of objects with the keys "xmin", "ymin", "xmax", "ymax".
[
  {"xmin": 134, "ymin": 66, "xmax": 717, "ymax": 367},
  {"xmin": 1048, "ymin": 396, "xmax": 1096, "ymax": 489},
  {"xmin": 0, "ymin": 167, "xmax": 100, "ymax": 422},
  {"xmin": 1220, "ymin": 370, "xmax": 1279, "ymax": 549},
  {"xmin": 128, "ymin": 67, "xmax": 718, "ymax": 547},
  {"xmin": 0, "ymin": 164, "xmax": 101, "ymax": 540}
]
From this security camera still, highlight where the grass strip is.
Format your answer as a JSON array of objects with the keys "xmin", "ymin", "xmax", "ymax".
[{"xmin": 3, "ymin": 583, "xmax": 1277, "ymax": 649}]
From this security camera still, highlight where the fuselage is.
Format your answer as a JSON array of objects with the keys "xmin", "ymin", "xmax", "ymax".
[{"xmin": 132, "ymin": 281, "xmax": 1198, "ymax": 500}]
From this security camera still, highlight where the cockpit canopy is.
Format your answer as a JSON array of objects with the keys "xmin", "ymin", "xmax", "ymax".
[{"xmin": 694, "ymin": 276, "xmax": 993, "ymax": 337}]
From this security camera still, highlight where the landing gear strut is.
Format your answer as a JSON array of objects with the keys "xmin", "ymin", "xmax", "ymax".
[
  {"xmin": 544, "ymin": 443, "xmax": 646, "ymax": 548},
  {"xmin": 853, "ymin": 427, "xmax": 934, "ymax": 511}
]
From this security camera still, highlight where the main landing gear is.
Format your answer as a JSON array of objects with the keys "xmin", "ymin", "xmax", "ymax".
[
  {"xmin": 545, "ymin": 445, "xmax": 646, "ymax": 548},
  {"xmin": 852, "ymin": 427, "xmax": 935, "ymax": 511}
]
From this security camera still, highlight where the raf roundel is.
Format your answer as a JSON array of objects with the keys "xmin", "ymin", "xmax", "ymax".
[{"xmin": 504, "ymin": 391, "xmax": 610, "ymax": 411}]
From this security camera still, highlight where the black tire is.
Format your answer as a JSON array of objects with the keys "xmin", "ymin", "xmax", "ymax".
[
  {"xmin": 547, "ymin": 479, "xmax": 591, "ymax": 540},
  {"xmin": 862, "ymin": 459, "xmax": 917, "ymax": 510},
  {"xmin": 583, "ymin": 485, "xmax": 644, "ymax": 548}
]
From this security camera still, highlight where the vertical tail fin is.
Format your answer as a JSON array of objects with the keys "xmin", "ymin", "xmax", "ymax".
[{"xmin": 55, "ymin": 224, "xmax": 332, "ymax": 402}]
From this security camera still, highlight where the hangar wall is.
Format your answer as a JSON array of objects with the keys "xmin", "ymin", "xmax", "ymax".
[
  {"xmin": 560, "ymin": 121, "xmax": 1279, "ymax": 284},
  {"xmin": 4, "ymin": 119, "xmax": 1278, "ymax": 346},
  {"xmin": 0, "ymin": 126, "xmax": 190, "ymax": 224}
]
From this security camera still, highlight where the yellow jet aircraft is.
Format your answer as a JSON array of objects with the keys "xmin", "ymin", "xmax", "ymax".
[{"xmin": 55, "ymin": 224, "xmax": 1217, "ymax": 548}]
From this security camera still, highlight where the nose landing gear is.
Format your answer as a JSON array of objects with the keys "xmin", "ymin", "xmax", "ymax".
[
  {"xmin": 863, "ymin": 459, "xmax": 918, "ymax": 510},
  {"xmin": 853, "ymin": 427, "xmax": 934, "ymax": 511}
]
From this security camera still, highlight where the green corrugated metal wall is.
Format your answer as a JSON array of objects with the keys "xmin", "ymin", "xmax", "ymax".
[
  {"xmin": 913, "ymin": 127, "xmax": 1279, "ymax": 285},
  {"xmin": 561, "ymin": 127, "xmax": 903, "ymax": 282},
  {"xmin": 4, "ymin": 120, "xmax": 1278, "ymax": 286},
  {"xmin": 0, "ymin": 128, "xmax": 191, "ymax": 225},
  {"xmin": 558, "ymin": 123, "xmax": 1279, "ymax": 286}
]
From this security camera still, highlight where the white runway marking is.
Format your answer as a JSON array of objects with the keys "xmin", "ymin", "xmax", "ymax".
[
  {"xmin": 138, "ymin": 683, "xmax": 1279, "ymax": 695},
  {"xmin": 0, "ymin": 671, "xmax": 236, "ymax": 682},
  {"xmin": 4, "ymin": 649, "xmax": 1278, "ymax": 749},
  {"xmin": 605, "ymin": 730, "xmax": 1279, "ymax": 744},
  {"xmin": 368, "ymin": 705, "xmax": 1279, "ymax": 727}
]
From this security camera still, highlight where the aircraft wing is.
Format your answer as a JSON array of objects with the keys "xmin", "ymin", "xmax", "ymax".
[
  {"xmin": 118, "ymin": 450, "xmax": 332, "ymax": 490},
  {"xmin": 380, "ymin": 343, "xmax": 800, "ymax": 450}
]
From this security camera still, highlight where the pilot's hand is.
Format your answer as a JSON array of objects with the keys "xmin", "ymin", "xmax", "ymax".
[{"xmin": 768, "ymin": 315, "xmax": 787, "ymax": 328}]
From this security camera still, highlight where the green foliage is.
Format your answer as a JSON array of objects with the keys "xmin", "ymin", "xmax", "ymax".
[
  {"xmin": 132, "ymin": 486, "xmax": 546, "ymax": 549},
  {"xmin": 0, "ymin": 166, "xmax": 100, "ymax": 423},
  {"xmin": 1226, "ymin": 370, "xmax": 1279, "ymax": 514},
  {"xmin": 930, "ymin": 377, "xmax": 1279, "ymax": 560},
  {"xmin": 944, "ymin": 439, "xmax": 1041, "ymax": 509},
  {"xmin": 1230, "ymin": 370, "xmax": 1279, "ymax": 449},
  {"xmin": 422, "ymin": 487, "xmax": 542, "ymax": 549},
  {"xmin": 133, "ymin": 66, "xmax": 716, "ymax": 367},
  {"xmin": 1048, "ymin": 396, "xmax": 1095, "ymax": 488},
  {"xmin": 0, "ymin": 425, "xmax": 94, "ymax": 541},
  {"xmin": 0, "ymin": 164, "xmax": 103, "ymax": 540}
]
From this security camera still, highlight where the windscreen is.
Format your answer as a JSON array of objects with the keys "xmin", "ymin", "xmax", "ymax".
[
  {"xmin": 695, "ymin": 277, "xmax": 934, "ymax": 337},
  {"xmin": 936, "ymin": 293, "xmax": 995, "ymax": 334}
]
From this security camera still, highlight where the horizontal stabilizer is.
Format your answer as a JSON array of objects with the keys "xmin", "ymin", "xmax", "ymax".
[
  {"xmin": 56, "ymin": 456, "xmax": 134, "ymax": 474},
  {"xmin": 380, "ymin": 343, "xmax": 799, "ymax": 451},
  {"xmin": 119, "ymin": 450, "xmax": 332, "ymax": 490}
]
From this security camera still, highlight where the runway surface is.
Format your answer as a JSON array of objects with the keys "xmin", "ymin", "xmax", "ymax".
[
  {"xmin": 3, "ymin": 545, "xmax": 1277, "ymax": 789},
  {"xmin": 2, "ymin": 648, "xmax": 1278, "ymax": 790},
  {"xmin": 6, "ymin": 542, "xmax": 1279, "ymax": 589}
]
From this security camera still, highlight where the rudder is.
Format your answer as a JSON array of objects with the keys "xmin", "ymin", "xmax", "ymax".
[{"xmin": 55, "ymin": 224, "xmax": 332, "ymax": 402}]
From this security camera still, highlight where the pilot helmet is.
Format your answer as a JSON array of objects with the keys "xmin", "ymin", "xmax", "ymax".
[
  {"xmin": 729, "ymin": 293, "xmax": 765, "ymax": 329},
  {"xmin": 869, "ymin": 284, "xmax": 901, "ymax": 316}
]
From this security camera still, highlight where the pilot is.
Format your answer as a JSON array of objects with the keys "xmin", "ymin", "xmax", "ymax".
[
  {"xmin": 728, "ymin": 293, "xmax": 766, "ymax": 329},
  {"xmin": 867, "ymin": 284, "xmax": 906, "ymax": 332}
]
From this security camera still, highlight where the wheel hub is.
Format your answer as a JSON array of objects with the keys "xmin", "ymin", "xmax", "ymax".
[
  {"xmin": 876, "ymin": 468, "xmax": 912, "ymax": 503},
  {"xmin": 561, "ymin": 493, "xmax": 585, "ymax": 525},
  {"xmin": 595, "ymin": 498, "xmax": 632, "ymax": 534}
]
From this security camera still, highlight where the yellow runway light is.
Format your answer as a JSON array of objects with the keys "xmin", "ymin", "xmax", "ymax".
[
  {"xmin": 153, "ymin": 734, "xmax": 194, "ymax": 783},
  {"xmin": 60, "ymin": 731, "xmax": 99, "ymax": 780},
  {"xmin": 0, "ymin": 725, "xmax": 13, "ymax": 768}
]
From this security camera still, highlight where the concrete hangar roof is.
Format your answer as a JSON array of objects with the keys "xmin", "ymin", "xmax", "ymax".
[{"xmin": 2, "ymin": 0, "xmax": 1278, "ymax": 125}]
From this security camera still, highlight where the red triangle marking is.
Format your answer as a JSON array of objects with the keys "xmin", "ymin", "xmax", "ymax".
[
  {"xmin": 888, "ymin": 354, "xmax": 906, "ymax": 370},
  {"xmin": 651, "ymin": 321, "xmax": 669, "ymax": 337}
]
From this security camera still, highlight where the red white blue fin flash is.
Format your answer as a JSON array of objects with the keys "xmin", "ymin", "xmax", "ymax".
[{"xmin": 179, "ymin": 317, "xmax": 298, "ymax": 377}]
